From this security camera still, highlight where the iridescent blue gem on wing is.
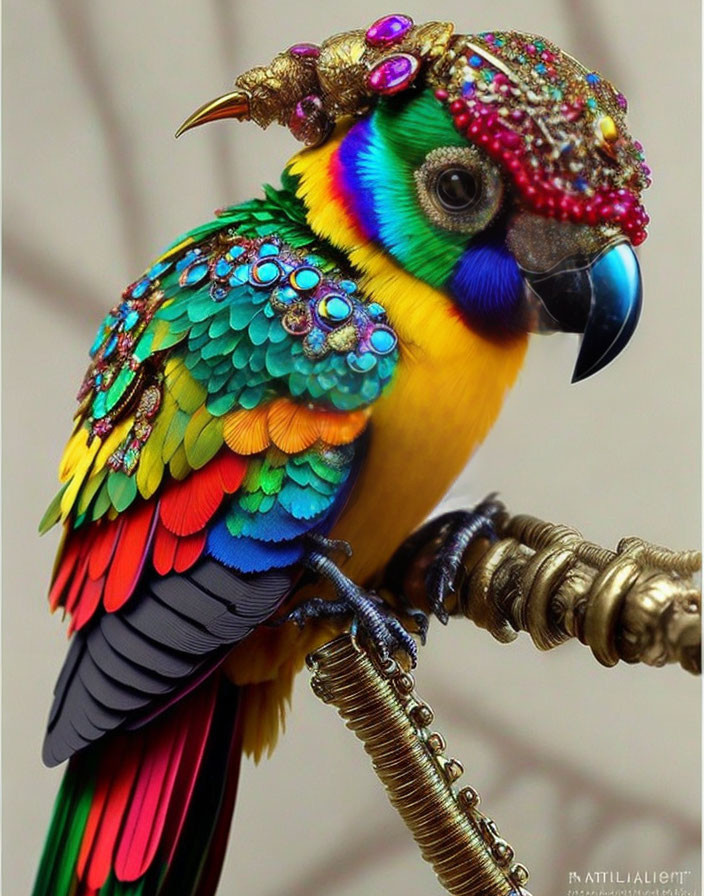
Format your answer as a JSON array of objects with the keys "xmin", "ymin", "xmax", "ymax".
[
  {"xmin": 132, "ymin": 278, "xmax": 151, "ymax": 298},
  {"xmin": 259, "ymin": 242, "xmax": 280, "ymax": 257},
  {"xmin": 147, "ymin": 259, "xmax": 172, "ymax": 280},
  {"xmin": 176, "ymin": 249, "xmax": 199, "ymax": 272},
  {"xmin": 215, "ymin": 258, "xmax": 233, "ymax": 278},
  {"xmin": 123, "ymin": 310, "xmax": 140, "ymax": 331},
  {"xmin": 210, "ymin": 284, "xmax": 229, "ymax": 302},
  {"xmin": 369, "ymin": 325, "xmax": 397, "ymax": 355},
  {"xmin": 250, "ymin": 259, "xmax": 282, "ymax": 287},
  {"xmin": 90, "ymin": 324, "xmax": 107, "ymax": 356},
  {"xmin": 227, "ymin": 245, "xmax": 245, "ymax": 261},
  {"xmin": 93, "ymin": 391, "xmax": 107, "ymax": 419},
  {"xmin": 182, "ymin": 262, "xmax": 209, "ymax": 286},
  {"xmin": 103, "ymin": 334, "xmax": 119, "ymax": 358},
  {"xmin": 276, "ymin": 286, "xmax": 299, "ymax": 305},
  {"xmin": 304, "ymin": 327, "xmax": 327, "ymax": 355},
  {"xmin": 290, "ymin": 266, "xmax": 322, "ymax": 292},
  {"xmin": 230, "ymin": 264, "xmax": 250, "ymax": 285},
  {"xmin": 347, "ymin": 351, "xmax": 377, "ymax": 372},
  {"xmin": 318, "ymin": 294, "xmax": 353, "ymax": 324}
]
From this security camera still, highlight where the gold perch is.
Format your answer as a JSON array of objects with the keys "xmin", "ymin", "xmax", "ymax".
[
  {"xmin": 306, "ymin": 506, "xmax": 699, "ymax": 895},
  {"xmin": 307, "ymin": 634, "xmax": 530, "ymax": 896},
  {"xmin": 386, "ymin": 507, "xmax": 701, "ymax": 675}
]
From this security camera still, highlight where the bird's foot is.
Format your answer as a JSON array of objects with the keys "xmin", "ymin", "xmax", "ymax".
[
  {"xmin": 283, "ymin": 538, "xmax": 426, "ymax": 666},
  {"xmin": 424, "ymin": 495, "xmax": 506, "ymax": 624}
]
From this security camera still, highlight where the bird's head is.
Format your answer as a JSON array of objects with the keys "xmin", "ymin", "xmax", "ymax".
[{"xmin": 177, "ymin": 16, "xmax": 650, "ymax": 382}]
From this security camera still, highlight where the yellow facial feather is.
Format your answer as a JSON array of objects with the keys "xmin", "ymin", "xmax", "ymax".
[
  {"xmin": 289, "ymin": 133, "xmax": 529, "ymax": 581},
  {"xmin": 237, "ymin": 134, "xmax": 530, "ymax": 756}
]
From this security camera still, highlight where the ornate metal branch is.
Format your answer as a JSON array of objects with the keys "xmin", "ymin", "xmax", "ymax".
[
  {"xmin": 307, "ymin": 634, "xmax": 530, "ymax": 896},
  {"xmin": 306, "ymin": 506, "xmax": 698, "ymax": 895},
  {"xmin": 391, "ymin": 508, "xmax": 701, "ymax": 675}
]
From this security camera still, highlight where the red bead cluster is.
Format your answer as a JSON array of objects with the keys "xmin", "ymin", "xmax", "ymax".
[{"xmin": 437, "ymin": 90, "xmax": 649, "ymax": 246}]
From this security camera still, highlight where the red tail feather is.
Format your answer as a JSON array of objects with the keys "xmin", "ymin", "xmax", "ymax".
[{"xmin": 56, "ymin": 676, "xmax": 240, "ymax": 895}]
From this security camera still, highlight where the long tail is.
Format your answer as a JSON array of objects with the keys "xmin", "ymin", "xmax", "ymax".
[{"xmin": 33, "ymin": 674, "xmax": 243, "ymax": 896}]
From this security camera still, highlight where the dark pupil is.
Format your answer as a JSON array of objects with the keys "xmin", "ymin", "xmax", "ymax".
[{"xmin": 436, "ymin": 167, "xmax": 479, "ymax": 211}]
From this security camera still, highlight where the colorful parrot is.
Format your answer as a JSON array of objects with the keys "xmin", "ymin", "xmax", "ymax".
[{"xmin": 34, "ymin": 17, "xmax": 649, "ymax": 896}]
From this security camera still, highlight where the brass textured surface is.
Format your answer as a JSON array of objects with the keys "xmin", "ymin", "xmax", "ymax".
[
  {"xmin": 307, "ymin": 635, "xmax": 528, "ymax": 896},
  {"xmin": 425, "ymin": 511, "xmax": 701, "ymax": 675}
]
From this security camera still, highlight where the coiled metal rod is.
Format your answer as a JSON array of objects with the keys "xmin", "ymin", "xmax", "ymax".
[{"xmin": 307, "ymin": 634, "xmax": 530, "ymax": 896}]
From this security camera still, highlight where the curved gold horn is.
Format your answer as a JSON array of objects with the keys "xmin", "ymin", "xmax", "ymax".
[
  {"xmin": 174, "ymin": 18, "xmax": 455, "ymax": 146},
  {"xmin": 175, "ymin": 91, "xmax": 251, "ymax": 138}
]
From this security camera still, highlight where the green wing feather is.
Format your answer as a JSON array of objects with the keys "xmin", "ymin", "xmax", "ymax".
[{"xmin": 45, "ymin": 182, "xmax": 398, "ymax": 530}]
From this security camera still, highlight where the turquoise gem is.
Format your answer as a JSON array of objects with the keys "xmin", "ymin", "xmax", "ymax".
[
  {"xmin": 90, "ymin": 330, "xmax": 105, "ymax": 356},
  {"xmin": 147, "ymin": 260, "xmax": 172, "ymax": 280},
  {"xmin": 104, "ymin": 334, "xmax": 118, "ymax": 358},
  {"xmin": 369, "ymin": 326, "xmax": 397, "ymax": 354},
  {"xmin": 176, "ymin": 250, "xmax": 198, "ymax": 272},
  {"xmin": 339, "ymin": 280, "xmax": 357, "ymax": 294},
  {"xmin": 184, "ymin": 263, "xmax": 209, "ymax": 285},
  {"xmin": 259, "ymin": 242, "xmax": 280, "ymax": 257},
  {"xmin": 318, "ymin": 294, "xmax": 352, "ymax": 323},
  {"xmin": 250, "ymin": 259, "xmax": 281, "ymax": 287},
  {"xmin": 347, "ymin": 351, "xmax": 377, "ymax": 372},
  {"xmin": 230, "ymin": 265, "xmax": 250, "ymax": 285},
  {"xmin": 93, "ymin": 391, "xmax": 107, "ymax": 419},
  {"xmin": 227, "ymin": 245, "xmax": 245, "ymax": 260},
  {"xmin": 124, "ymin": 310, "xmax": 140, "ymax": 330},
  {"xmin": 290, "ymin": 266, "xmax": 322, "ymax": 292},
  {"xmin": 587, "ymin": 97, "xmax": 597, "ymax": 110},
  {"xmin": 367, "ymin": 302, "xmax": 386, "ymax": 319},
  {"xmin": 132, "ymin": 278, "xmax": 150, "ymax": 298},
  {"xmin": 215, "ymin": 258, "xmax": 233, "ymax": 278},
  {"xmin": 276, "ymin": 286, "xmax": 299, "ymax": 304}
]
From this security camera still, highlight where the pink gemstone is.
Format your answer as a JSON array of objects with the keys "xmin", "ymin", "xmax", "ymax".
[
  {"xmin": 367, "ymin": 54, "xmax": 419, "ymax": 95},
  {"xmin": 289, "ymin": 43, "xmax": 320, "ymax": 58},
  {"xmin": 366, "ymin": 14, "xmax": 413, "ymax": 46},
  {"xmin": 288, "ymin": 94, "xmax": 332, "ymax": 146},
  {"xmin": 499, "ymin": 130, "xmax": 522, "ymax": 150}
]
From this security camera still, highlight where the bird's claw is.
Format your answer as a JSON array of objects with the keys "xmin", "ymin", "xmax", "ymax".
[
  {"xmin": 406, "ymin": 608, "xmax": 429, "ymax": 646},
  {"xmin": 305, "ymin": 532, "xmax": 353, "ymax": 560},
  {"xmin": 286, "ymin": 542, "xmax": 422, "ymax": 666},
  {"xmin": 352, "ymin": 589, "xmax": 420, "ymax": 666},
  {"xmin": 284, "ymin": 586, "xmax": 420, "ymax": 666},
  {"xmin": 425, "ymin": 495, "xmax": 506, "ymax": 624}
]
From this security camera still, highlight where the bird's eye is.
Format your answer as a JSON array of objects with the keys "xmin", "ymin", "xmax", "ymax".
[
  {"xmin": 435, "ymin": 167, "xmax": 481, "ymax": 211},
  {"xmin": 415, "ymin": 146, "xmax": 504, "ymax": 235}
]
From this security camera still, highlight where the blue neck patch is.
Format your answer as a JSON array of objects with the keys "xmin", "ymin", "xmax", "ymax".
[{"xmin": 449, "ymin": 236, "xmax": 524, "ymax": 334}]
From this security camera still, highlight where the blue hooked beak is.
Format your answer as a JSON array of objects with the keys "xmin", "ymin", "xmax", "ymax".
[{"xmin": 522, "ymin": 240, "xmax": 643, "ymax": 383}]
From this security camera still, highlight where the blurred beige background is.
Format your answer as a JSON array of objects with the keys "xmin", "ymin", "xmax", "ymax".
[{"xmin": 3, "ymin": 1, "xmax": 701, "ymax": 895}]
